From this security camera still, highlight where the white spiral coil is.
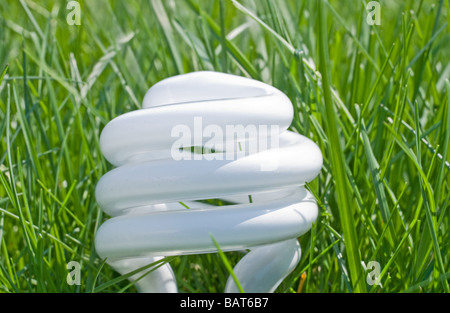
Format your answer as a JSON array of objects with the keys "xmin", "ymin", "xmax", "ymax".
[{"xmin": 95, "ymin": 71, "xmax": 323, "ymax": 293}]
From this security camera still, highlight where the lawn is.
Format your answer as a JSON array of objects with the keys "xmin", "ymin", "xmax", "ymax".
[{"xmin": 0, "ymin": 0, "xmax": 449, "ymax": 293}]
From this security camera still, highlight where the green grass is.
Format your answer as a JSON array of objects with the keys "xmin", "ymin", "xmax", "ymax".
[{"xmin": 0, "ymin": 0, "xmax": 449, "ymax": 293}]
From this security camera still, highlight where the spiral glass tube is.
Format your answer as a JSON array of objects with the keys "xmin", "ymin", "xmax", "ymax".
[{"xmin": 95, "ymin": 71, "xmax": 323, "ymax": 292}]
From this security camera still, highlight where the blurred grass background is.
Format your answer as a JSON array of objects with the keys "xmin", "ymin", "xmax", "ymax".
[{"xmin": 0, "ymin": 0, "xmax": 449, "ymax": 292}]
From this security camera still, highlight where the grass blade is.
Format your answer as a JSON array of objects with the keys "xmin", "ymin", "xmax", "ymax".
[{"xmin": 317, "ymin": 0, "xmax": 366, "ymax": 292}]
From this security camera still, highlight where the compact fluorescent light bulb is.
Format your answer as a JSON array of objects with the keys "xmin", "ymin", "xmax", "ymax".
[{"xmin": 95, "ymin": 71, "xmax": 323, "ymax": 292}]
